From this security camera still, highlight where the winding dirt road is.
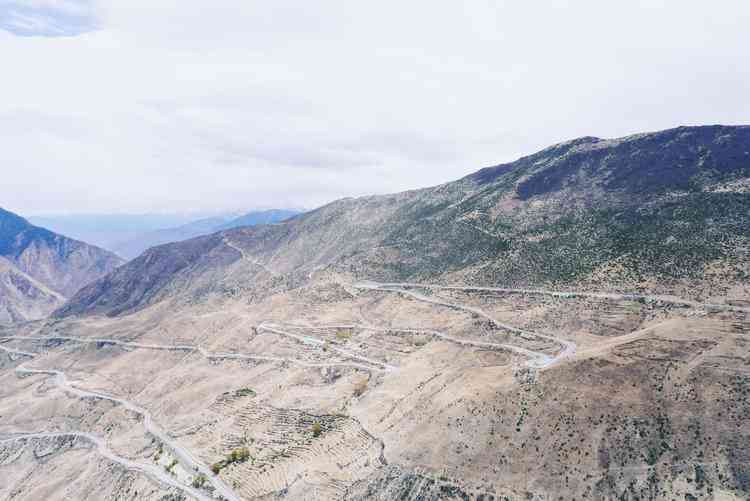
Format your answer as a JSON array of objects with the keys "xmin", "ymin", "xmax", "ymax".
[
  {"xmin": 0, "ymin": 432, "xmax": 214, "ymax": 501},
  {"xmin": 11, "ymin": 361, "xmax": 241, "ymax": 501},
  {"xmin": 274, "ymin": 321, "xmax": 554, "ymax": 368},
  {"xmin": 1, "ymin": 334, "xmax": 386, "ymax": 373},
  {"xmin": 223, "ymin": 237, "xmax": 278, "ymax": 276},
  {"xmin": 354, "ymin": 280, "xmax": 750, "ymax": 314},
  {"xmin": 258, "ymin": 322, "xmax": 398, "ymax": 371}
]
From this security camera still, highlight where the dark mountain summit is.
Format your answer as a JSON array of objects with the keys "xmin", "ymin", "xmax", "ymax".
[
  {"xmin": 57, "ymin": 125, "xmax": 750, "ymax": 319},
  {"xmin": 0, "ymin": 208, "xmax": 123, "ymax": 322},
  {"xmin": 470, "ymin": 125, "xmax": 750, "ymax": 196}
]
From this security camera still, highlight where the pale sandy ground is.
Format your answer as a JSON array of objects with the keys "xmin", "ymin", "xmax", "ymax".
[{"xmin": 1, "ymin": 270, "xmax": 748, "ymax": 500}]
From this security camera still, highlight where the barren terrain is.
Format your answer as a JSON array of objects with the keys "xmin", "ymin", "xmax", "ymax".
[
  {"xmin": 2, "ymin": 126, "xmax": 750, "ymax": 500},
  {"xmin": 2, "ymin": 267, "xmax": 749, "ymax": 500}
]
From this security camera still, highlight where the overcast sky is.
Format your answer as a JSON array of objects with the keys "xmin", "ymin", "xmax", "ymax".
[{"xmin": 1, "ymin": 1, "xmax": 749, "ymax": 215}]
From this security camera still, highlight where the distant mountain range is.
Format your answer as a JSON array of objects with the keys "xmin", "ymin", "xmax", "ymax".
[
  {"xmin": 28, "ymin": 212, "xmax": 219, "ymax": 252},
  {"xmin": 0, "ymin": 208, "xmax": 123, "ymax": 323},
  {"xmin": 112, "ymin": 209, "xmax": 301, "ymax": 259}
]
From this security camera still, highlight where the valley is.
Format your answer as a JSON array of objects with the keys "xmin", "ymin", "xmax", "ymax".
[{"xmin": 1, "ymin": 125, "xmax": 749, "ymax": 500}]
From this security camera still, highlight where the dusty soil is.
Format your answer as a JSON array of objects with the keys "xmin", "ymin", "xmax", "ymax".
[{"xmin": 1, "ymin": 270, "xmax": 749, "ymax": 500}]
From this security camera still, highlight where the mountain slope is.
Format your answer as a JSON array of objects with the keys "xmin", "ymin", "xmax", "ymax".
[
  {"xmin": 58, "ymin": 125, "xmax": 750, "ymax": 319},
  {"xmin": 0, "ymin": 256, "xmax": 65, "ymax": 324},
  {"xmin": 0, "ymin": 208, "xmax": 123, "ymax": 322}
]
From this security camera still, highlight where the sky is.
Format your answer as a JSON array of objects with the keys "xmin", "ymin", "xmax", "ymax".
[{"xmin": 1, "ymin": 1, "xmax": 749, "ymax": 215}]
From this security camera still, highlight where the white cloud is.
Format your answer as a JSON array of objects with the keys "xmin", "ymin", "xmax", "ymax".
[{"xmin": 1, "ymin": 1, "xmax": 749, "ymax": 214}]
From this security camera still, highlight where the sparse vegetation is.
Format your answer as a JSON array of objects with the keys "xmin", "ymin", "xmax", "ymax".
[
  {"xmin": 311, "ymin": 422, "xmax": 323, "ymax": 437},
  {"xmin": 153, "ymin": 443, "xmax": 163, "ymax": 462},
  {"xmin": 192, "ymin": 473, "xmax": 207, "ymax": 488},
  {"xmin": 211, "ymin": 447, "xmax": 252, "ymax": 474}
]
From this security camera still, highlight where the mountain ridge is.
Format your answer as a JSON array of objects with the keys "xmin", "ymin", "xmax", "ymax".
[{"xmin": 56, "ymin": 124, "xmax": 750, "ymax": 319}]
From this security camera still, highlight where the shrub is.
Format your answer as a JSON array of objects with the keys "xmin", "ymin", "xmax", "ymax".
[
  {"xmin": 229, "ymin": 447, "xmax": 250, "ymax": 462},
  {"xmin": 192, "ymin": 474, "xmax": 207, "ymax": 488},
  {"xmin": 312, "ymin": 422, "xmax": 323, "ymax": 437}
]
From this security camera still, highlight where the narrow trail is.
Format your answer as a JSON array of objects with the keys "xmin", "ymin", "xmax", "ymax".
[
  {"xmin": 353, "ymin": 282, "xmax": 576, "ymax": 368},
  {"xmin": 275, "ymin": 322, "xmax": 552, "ymax": 367},
  {"xmin": 0, "ymin": 335, "xmax": 385, "ymax": 373},
  {"xmin": 0, "ymin": 432, "xmax": 213, "ymax": 501},
  {"xmin": 354, "ymin": 281, "xmax": 750, "ymax": 314},
  {"xmin": 11, "ymin": 361, "xmax": 242, "ymax": 501},
  {"xmin": 223, "ymin": 237, "xmax": 278, "ymax": 276},
  {"xmin": 258, "ymin": 322, "xmax": 398, "ymax": 371}
]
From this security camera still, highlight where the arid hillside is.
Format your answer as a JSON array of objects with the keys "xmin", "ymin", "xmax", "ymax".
[
  {"xmin": 0, "ymin": 208, "xmax": 123, "ymax": 323},
  {"xmin": 1, "ymin": 125, "xmax": 749, "ymax": 501}
]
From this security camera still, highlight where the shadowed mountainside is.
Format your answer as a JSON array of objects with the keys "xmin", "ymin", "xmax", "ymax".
[{"xmin": 0, "ymin": 208, "xmax": 123, "ymax": 322}]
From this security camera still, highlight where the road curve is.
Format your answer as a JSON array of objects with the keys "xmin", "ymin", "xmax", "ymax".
[
  {"xmin": 223, "ymin": 237, "xmax": 278, "ymax": 276},
  {"xmin": 0, "ymin": 432, "xmax": 214, "ymax": 501},
  {"xmin": 276, "ymin": 322, "xmax": 553, "ymax": 367},
  {"xmin": 354, "ymin": 282, "xmax": 576, "ymax": 368},
  {"xmin": 13, "ymin": 363, "xmax": 241, "ymax": 501},
  {"xmin": 258, "ymin": 322, "xmax": 398, "ymax": 371}
]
